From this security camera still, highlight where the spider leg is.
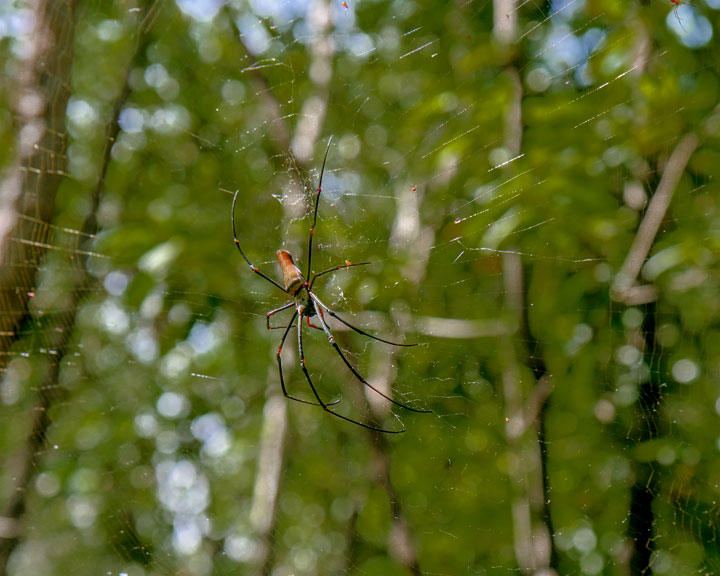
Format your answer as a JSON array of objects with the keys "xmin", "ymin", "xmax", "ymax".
[
  {"xmin": 309, "ymin": 261, "xmax": 371, "ymax": 289},
  {"xmin": 306, "ymin": 315, "xmax": 323, "ymax": 330},
  {"xmin": 232, "ymin": 190, "xmax": 288, "ymax": 294},
  {"xmin": 276, "ymin": 311, "xmax": 339, "ymax": 407},
  {"xmin": 267, "ymin": 301, "xmax": 295, "ymax": 330},
  {"xmin": 311, "ymin": 295, "xmax": 430, "ymax": 414},
  {"xmin": 306, "ymin": 136, "xmax": 334, "ymax": 280},
  {"xmin": 297, "ymin": 315, "xmax": 404, "ymax": 434},
  {"xmin": 311, "ymin": 294, "xmax": 418, "ymax": 348}
]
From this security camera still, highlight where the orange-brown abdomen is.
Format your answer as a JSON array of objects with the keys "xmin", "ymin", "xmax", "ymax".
[{"xmin": 276, "ymin": 250, "xmax": 304, "ymax": 295}]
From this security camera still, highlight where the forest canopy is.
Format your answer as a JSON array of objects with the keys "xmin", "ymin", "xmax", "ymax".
[{"xmin": 1, "ymin": 1, "xmax": 719, "ymax": 575}]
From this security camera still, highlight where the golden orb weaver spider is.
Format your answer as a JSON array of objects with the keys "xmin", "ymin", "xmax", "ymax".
[{"xmin": 231, "ymin": 136, "xmax": 428, "ymax": 433}]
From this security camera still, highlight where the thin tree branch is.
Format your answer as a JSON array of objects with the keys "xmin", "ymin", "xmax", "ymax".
[{"xmin": 612, "ymin": 133, "xmax": 699, "ymax": 303}]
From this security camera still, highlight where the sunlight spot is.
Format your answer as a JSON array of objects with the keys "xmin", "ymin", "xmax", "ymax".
[
  {"xmin": 565, "ymin": 323, "xmax": 593, "ymax": 357},
  {"xmin": 173, "ymin": 516, "xmax": 203, "ymax": 555},
  {"xmin": 66, "ymin": 495, "xmax": 98, "ymax": 529},
  {"xmin": 198, "ymin": 33, "xmax": 222, "ymax": 63},
  {"xmin": 1, "ymin": 357, "xmax": 30, "ymax": 405},
  {"xmin": 435, "ymin": 91, "xmax": 459, "ymax": 113},
  {"xmin": 593, "ymin": 262, "xmax": 611, "ymax": 283},
  {"xmin": 551, "ymin": 0, "xmax": 586, "ymax": 21},
  {"xmin": 621, "ymin": 308, "xmax": 643, "ymax": 330},
  {"xmin": 191, "ymin": 412, "xmax": 231, "ymax": 457},
  {"xmin": 613, "ymin": 383, "xmax": 639, "ymax": 407},
  {"xmin": 157, "ymin": 391, "xmax": 190, "ymax": 419},
  {"xmin": 188, "ymin": 322, "xmax": 217, "ymax": 354},
  {"xmin": 169, "ymin": 302, "xmax": 192, "ymax": 325},
  {"xmin": 176, "ymin": 0, "xmax": 224, "ymax": 22},
  {"xmin": 76, "ymin": 421, "xmax": 107, "ymax": 451},
  {"xmin": 657, "ymin": 445, "xmax": 677, "ymax": 466},
  {"xmin": 668, "ymin": 7, "xmax": 713, "ymax": 48},
  {"xmin": 526, "ymin": 67, "xmax": 551, "ymax": 92},
  {"xmin": 482, "ymin": 206, "xmax": 521, "ymax": 249},
  {"xmin": 157, "ymin": 460, "xmax": 210, "ymax": 516},
  {"xmin": 67, "ymin": 98, "xmax": 99, "ymax": 132},
  {"xmin": 600, "ymin": 50, "xmax": 626, "ymax": 76},
  {"xmin": 623, "ymin": 180, "xmax": 647, "ymax": 211},
  {"xmin": 650, "ymin": 549, "xmax": 674, "ymax": 574},
  {"xmin": 134, "ymin": 412, "xmax": 158, "ymax": 438},
  {"xmin": 615, "ymin": 344, "xmax": 641, "ymax": 367},
  {"xmin": 671, "ymin": 358, "xmax": 699, "ymax": 383},
  {"xmin": 103, "ymin": 270, "xmax": 129, "ymax": 296},
  {"xmin": 642, "ymin": 245, "xmax": 684, "ymax": 280},
  {"xmin": 572, "ymin": 526, "xmax": 597, "ymax": 553},
  {"xmin": 544, "ymin": 25, "xmax": 584, "ymax": 68},
  {"xmin": 330, "ymin": 498, "xmax": 354, "ymax": 522},
  {"xmin": 581, "ymin": 551, "xmax": 604, "ymax": 574},
  {"xmin": 235, "ymin": 14, "xmax": 271, "ymax": 54},
  {"xmin": 128, "ymin": 328, "xmax": 159, "ymax": 364},
  {"xmin": 669, "ymin": 267, "xmax": 707, "ymax": 293},
  {"xmin": 291, "ymin": 547, "xmax": 317, "ymax": 572},
  {"xmin": 140, "ymin": 292, "xmax": 164, "ymax": 320},
  {"xmin": 118, "ymin": 106, "xmax": 144, "ymax": 133},
  {"xmin": 145, "ymin": 63, "xmax": 180, "ymax": 100},
  {"xmin": 139, "ymin": 240, "xmax": 183, "ymax": 278},
  {"xmin": 225, "ymin": 534, "xmax": 261, "ymax": 562},
  {"xmin": 99, "ymin": 299, "xmax": 130, "ymax": 335},
  {"xmin": 221, "ymin": 79, "xmax": 246, "ymax": 105},
  {"xmin": 35, "ymin": 472, "xmax": 61, "ymax": 498},
  {"xmin": 160, "ymin": 343, "xmax": 192, "ymax": 379},
  {"xmin": 378, "ymin": 25, "xmax": 400, "ymax": 56},
  {"xmin": 602, "ymin": 145, "xmax": 631, "ymax": 168},
  {"xmin": 156, "ymin": 430, "xmax": 180, "ymax": 454},
  {"xmin": 347, "ymin": 32, "xmax": 374, "ymax": 58},
  {"xmin": 488, "ymin": 147, "xmax": 511, "ymax": 168},
  {"xmin": 149, "ymin": 105, "xmax": 190, "ymax": 134}
]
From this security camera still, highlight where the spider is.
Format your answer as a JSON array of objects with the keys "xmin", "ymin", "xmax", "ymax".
[{"xmin": 231, "ymin": 136, "xmax": 428, "ymax": 433}]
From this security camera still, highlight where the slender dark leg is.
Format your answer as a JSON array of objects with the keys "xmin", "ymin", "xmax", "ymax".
[
  {"xmin": 306, "ymin": 136, "xmax": 334, "ymax": 279},
  {"xmin": 232, "ymin": 190, "xmax": 287, "ymax": 294},
  {"xmin": 266, "ymin": 301, "xmax": 294, "ymax": 330},
  {"xmin": 311, "ymin": 293, "xmax": 418, "ymax": 348},
  {"xmin": 297, "ymin": 315, "xmax": 404, "ymax": 434},
  {"xmin": 311, "ymin": 300, "xmax": 430, "ymax": 414},
  {"xmin": 276, "ymin": 311, "xmax": 338, "ymax": 407},
  {"xmin": 308, "ymin": 261, "xmax": 370, "ymax": 289}
]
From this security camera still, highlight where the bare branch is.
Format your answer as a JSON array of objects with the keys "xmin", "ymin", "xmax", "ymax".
[{"xmin": 612, "ymin": 133, "xmax": 699, "ymax": 302}]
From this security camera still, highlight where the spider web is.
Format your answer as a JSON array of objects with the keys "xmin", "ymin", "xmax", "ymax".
[{"xmin": 1, "ymin": 1, "xmax": 719, "ymax": 575}]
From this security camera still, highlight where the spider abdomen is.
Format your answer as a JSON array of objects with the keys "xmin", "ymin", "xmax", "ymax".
[{"xmin": 276, "ymin": 249, "xmax": 305, "ymax": 295}]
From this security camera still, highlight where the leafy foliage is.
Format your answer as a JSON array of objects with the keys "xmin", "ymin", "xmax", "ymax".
[{"xmin": 1, "ymin": 1, "xmax": 720, "ymax": 575}]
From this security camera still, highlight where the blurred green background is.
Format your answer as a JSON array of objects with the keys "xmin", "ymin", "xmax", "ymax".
[{"xmin": 1, "ymin": 0, "xmax": 719, "ymax": 575}]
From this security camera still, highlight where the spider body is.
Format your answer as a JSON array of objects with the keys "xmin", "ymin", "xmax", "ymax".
[
  {"xmin": 276, "ymin": 249, "xmax": 318, "ymax": 323},
  {"xmin": 277, "ymin": 249, "xmax": 304, "ymax": 295},
  {"xmin": 232, "ymin": 136, "xmax": 428, "ymax": 433}
]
